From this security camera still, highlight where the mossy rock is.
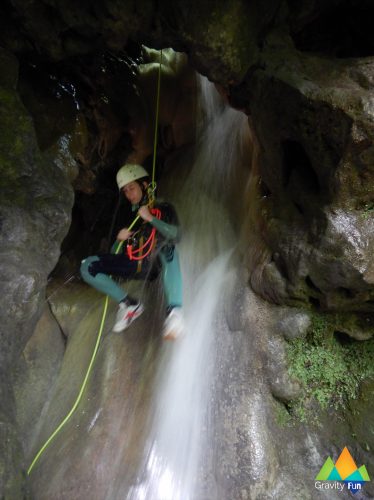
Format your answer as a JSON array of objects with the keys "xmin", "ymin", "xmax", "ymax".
[
  {"xmin": 346, "ymin": 377, "xmax": 374, "ymax": 453},
  {"xmin": 286, "ymin": 312, "xmax": 374, "ymax": 424},
  {"xmin": 333, "ymin": 311, "xmax": 374, "ymax": 341}
]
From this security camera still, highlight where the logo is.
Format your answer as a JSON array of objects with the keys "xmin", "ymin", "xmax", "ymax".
[{"xmin": 315, "ymin": 446, "xmax": 370, "ymax": 494}]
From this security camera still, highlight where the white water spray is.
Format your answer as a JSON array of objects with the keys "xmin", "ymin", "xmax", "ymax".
[{"xmin": 126, "ymin": 76, "xmax": 250, "ymax": 500}]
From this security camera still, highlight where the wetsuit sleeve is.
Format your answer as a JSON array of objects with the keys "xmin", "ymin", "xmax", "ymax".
[
  {"xmin": 149, "ymin": 203, "xmax": 181, "ymax": 242},
  {"xmin": 149, "ymin": 217, "xmax": 180, "ymax": 241}
]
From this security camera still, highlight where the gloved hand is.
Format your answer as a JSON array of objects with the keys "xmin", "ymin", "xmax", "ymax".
[
  {"xmin": 138, "ymin": 205, "xmax": 153, "ymax": 222},
  {"xmin": 117, "ymin": 228, "xmax": 133, "ymax": 241}
]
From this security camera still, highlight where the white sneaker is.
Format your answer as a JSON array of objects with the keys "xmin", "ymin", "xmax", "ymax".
[
  {"xmin": 113, "ymin": 301, "xmax": 144, "ymax": 332},
  {"xmin": 162, "ymin": 308, "xmax": 184, "ymax": 340}
]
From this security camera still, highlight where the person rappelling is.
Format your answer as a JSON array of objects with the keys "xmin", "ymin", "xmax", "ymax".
[
  {"xmin": 80, "ymin": 163, "xmax": 184, "ymax": 340},
  {"xmin": 26, "ymin": 50, "xmax": 187, "ymax": 479}
]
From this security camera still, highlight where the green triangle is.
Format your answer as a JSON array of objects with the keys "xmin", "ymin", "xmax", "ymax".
[
  {"xmin": 328, "ymin": 466, "xmax": 343, "ymax": 481},
  {"xmin": 316, "ymin": 457, "xmax": 335, "ymax": 480},
  {"xmin": 358, "ymin": 465, "xmax": 370, "ymax": 482},
  {"xmin": 345, "ymin": 470, "xmax": 364, "ymax": 482}
]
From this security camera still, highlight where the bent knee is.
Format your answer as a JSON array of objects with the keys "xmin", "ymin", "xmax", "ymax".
[{"xmin": 80, "ymin": 256, "xmax": 99, "ymax": 281}]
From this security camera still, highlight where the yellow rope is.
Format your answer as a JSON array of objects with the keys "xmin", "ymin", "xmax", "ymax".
[
  {"xmin": 151, "ymin": 48, "xmax": 163, "ymax": 187},
  {"xmin": 27, "ymin": 295, "xmax": 110, "ymax": 475},
  {"xmin": 27, "ymin": 47, "xmax": 164, "ymax": 476}
]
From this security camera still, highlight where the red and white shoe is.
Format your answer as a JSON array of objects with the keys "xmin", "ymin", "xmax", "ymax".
[
  {"xmin": 162, "ymin": 308, "xmax": 185, "ymax": 340},
  {"xmin": 113, "ymin": 301, "xmax": 144, "ymax": 332}
]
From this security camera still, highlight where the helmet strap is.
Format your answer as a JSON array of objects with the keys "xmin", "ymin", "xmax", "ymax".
[{"xmin": 134, "ymin": 181, "xmax": 149, "ymax": 207}]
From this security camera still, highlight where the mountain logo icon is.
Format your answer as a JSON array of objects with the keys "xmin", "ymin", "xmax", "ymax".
[{"xmin": 315, "ymin": 447, "xmax": 370, "ymax": 494}]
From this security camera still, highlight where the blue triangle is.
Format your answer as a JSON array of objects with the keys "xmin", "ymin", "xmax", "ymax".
[
  {"xmin": 345, "ymin": 470, "xmax": 364, "ymax": 482},
  {"xmin": 328, "ymin": 467, "xmax": 342, "ymax": 481}
]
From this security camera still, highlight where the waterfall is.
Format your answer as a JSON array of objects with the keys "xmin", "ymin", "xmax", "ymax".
[{"xmin": 125, "ymin": 76, "xmax": 250, "ymax": 500}]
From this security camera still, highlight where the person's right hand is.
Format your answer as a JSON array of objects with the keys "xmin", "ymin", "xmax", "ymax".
[{"xmin": 117, "ymin": 228, "xmax": 133, "ymax": 241}]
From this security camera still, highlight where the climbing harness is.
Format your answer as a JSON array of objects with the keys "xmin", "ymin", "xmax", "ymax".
[
  {"xmin": 127, "ymin": 208, "xmax": 162, "ymax": 261},
  {"xmin": 27, "ymin": 49, "xmax": 164, "ymax": 475}
]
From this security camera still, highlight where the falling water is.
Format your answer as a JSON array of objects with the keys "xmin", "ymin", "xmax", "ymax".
[{"xmin": 126, "ymin": 76, "xmax": 250, "ymax": 500}]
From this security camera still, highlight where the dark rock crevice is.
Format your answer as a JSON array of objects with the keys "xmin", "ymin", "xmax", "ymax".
[
  {"xmin": 282, "ymin": 140, "xmax": 320, "ymax": 193},
  {"xmin": 290, "ymin": 0, "xmax": 374, "ymax": 58}
]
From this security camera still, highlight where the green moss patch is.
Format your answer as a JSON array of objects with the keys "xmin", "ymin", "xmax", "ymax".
[
  {"xmin": 286, "ymin": 313, "xmax": 374, "ymax": 423},
  {"xmin": 361, "ymin": 202, "xmax": 374, "ymax": 220}
]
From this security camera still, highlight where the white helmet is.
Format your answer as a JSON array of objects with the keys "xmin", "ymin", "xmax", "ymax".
[{"xmin": 116, "ymin": 164, "xmax": 149, "ymax": 189}]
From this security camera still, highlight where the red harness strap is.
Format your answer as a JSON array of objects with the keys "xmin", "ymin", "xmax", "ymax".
[{"xmin": 126, "ymin": 208, "xmax": 162, "ymax": 261}]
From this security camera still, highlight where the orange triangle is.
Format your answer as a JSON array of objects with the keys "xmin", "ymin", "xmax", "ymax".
[{"xmin": 335, "ymin": 447, "xmax": 358, "ymax": 480}]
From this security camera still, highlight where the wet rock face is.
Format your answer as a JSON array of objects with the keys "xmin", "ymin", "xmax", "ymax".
[
  {"xmin": 0, "ymin": 46, "xmax": 73, "ymax": 496},
  {"xmin": 13, "ymin": 304, "xmax": 66, "ymax": 456},
  {"xmin": 0, "ymin": 50, "xmax": 73, "ymax": 368},
  {"xmin": 236, "ymin": 42, "xmax": 374, "ymax": 315}
]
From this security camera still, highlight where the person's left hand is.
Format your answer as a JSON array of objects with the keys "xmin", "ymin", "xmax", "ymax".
[{"xmin": 138, "ymin": 205, "xmax": 153, "ymax": 222}]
